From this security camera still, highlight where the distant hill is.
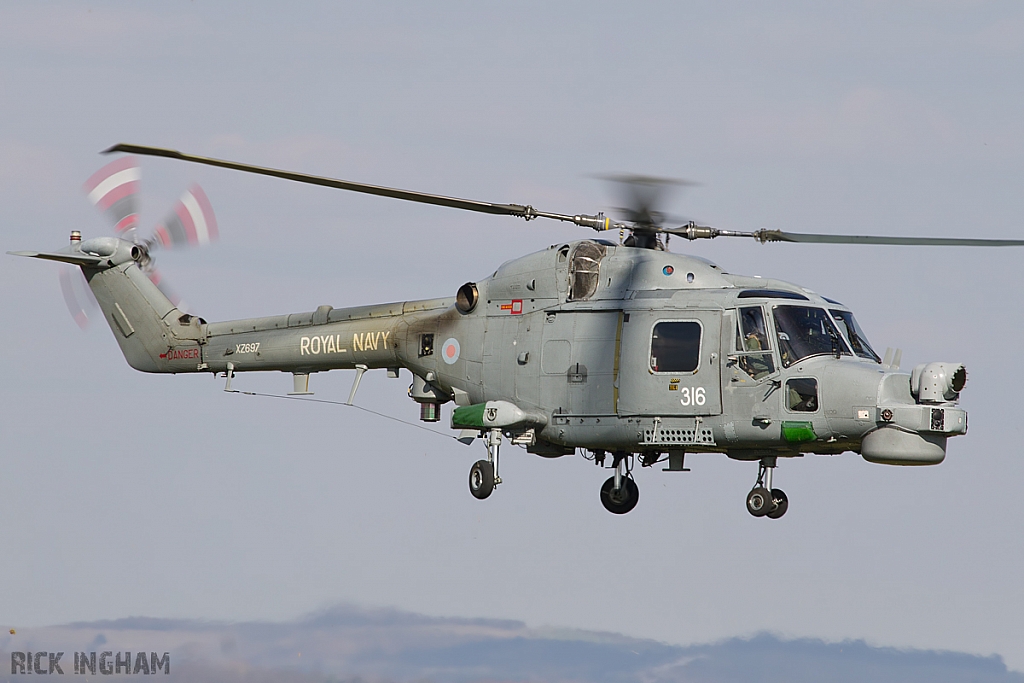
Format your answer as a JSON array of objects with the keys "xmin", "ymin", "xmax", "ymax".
[{"xmin": 2, "ymin": 605, "xmax": 1020, "ymax": 682}]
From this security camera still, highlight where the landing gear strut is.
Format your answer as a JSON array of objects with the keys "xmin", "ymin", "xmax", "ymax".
[
  {"xmin": 469, "ymin": 429, "xmax": 502, "ymax": 500},
  {"xmin": 746, "ymin": 457, "xmax": 788, "ymax": 519},
  {"xmin": 600, "ymin": 452, "xmax": 639, "ymax": 514}
]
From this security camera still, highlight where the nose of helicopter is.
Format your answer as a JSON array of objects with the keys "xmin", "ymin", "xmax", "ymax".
[{"xmin": 860, "ymin": 363, "xmax": 968, "ymax": 466}]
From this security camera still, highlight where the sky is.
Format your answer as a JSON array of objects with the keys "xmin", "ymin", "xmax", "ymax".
[{"xmin": 2, "ymin": 0, "xmax": 1024, "ymax": 675}]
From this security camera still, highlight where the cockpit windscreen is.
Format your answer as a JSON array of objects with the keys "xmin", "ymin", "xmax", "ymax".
[
  {"xmin": 773, "ymin": 306, "xmax": 849, "ymax": 367},
  {"xmin": 829, "ymin": 309, "xmax": 881, "ymax": 362}
]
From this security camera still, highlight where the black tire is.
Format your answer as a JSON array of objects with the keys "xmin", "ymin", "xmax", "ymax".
[
  {"xmin": 746, "ymin": 486, "xmax": 776, "ymax": 517},
  {"xmin": 766, "ymin": 489, "xmax": 789, "ymax": 519},
  {"xmin": 600, "ymin": 476, "xmax": 639, "ymax": 514},
  {"xmin": 469, "ymin": 460, "xmax": 494, "ymax": 499}
]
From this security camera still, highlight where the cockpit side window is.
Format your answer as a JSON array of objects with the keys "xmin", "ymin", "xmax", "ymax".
[
  {"xmin": 733, "ymin": 306, "xmax": 776, "ymax": 380},
  {"xmin": 829, "ymin": 309, "xmax": 881, "ymax": 362},
  {"xmin": 650, "ymin": 321, "xmax": 701, "ymax": 373},
  {"xmin": 739, "ymin": 306, "xmax": 770, "ymax": 351},
  {"xmin": 773, "ymin": 305, "xmax": 849, "ymax": 367}
]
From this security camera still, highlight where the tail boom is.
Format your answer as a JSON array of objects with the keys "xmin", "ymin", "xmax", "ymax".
[{"xmin": 14, "ymin": 238, "xmax": 458, "ymax": 383}]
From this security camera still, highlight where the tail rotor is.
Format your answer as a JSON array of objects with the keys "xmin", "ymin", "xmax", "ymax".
[{"xmin": 68, "ymin": 156, "xmax": 217, "ymax": 327}]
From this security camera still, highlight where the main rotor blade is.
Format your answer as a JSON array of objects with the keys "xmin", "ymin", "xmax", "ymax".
[
  {"xmin": 104, "ymin": 143, "xmax": 534, "ymax": 219},
  {"xmin": 756, "ymin": 229, "xmax": 1024, "ymax": 247},
  {"xmin": 104, "ymin": 143, "xmax": 630, "ymax": 232}
]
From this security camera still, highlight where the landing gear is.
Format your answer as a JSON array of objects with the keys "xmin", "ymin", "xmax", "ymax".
[
  {"xmin": 469, "ymin": 460, "xmax": 494, "ymax": 499},
  {"xmin": 746, "ymin": 487, "xmax": 774, "ymax": 517},
  {"xmin": 601, "ymin": 477, "xmax": 639, "ymax": 514},
  {"xmin": 468, "ymin": 429, "xmax": 502, "ymax": 500},
  {"xmin": 600, "ymin": 452, "xmax": 639, "ymax": 514},
  {"xmin": 746, "ymin": 457, "xmax": 788, "ymax": 519},
  {"xmin": 766, "ymin": 488, "xmax": 788, "ymax": 519}
]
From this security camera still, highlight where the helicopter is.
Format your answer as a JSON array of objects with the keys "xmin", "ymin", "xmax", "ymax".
[{"xmin": 12, "ymin": 143, "xmax": 1024, "ymax": 519}]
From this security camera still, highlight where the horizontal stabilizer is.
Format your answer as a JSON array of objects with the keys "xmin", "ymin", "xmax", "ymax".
[{"xmin": 7, "ymin": 250, "xmax": 105, "ymax": 266}]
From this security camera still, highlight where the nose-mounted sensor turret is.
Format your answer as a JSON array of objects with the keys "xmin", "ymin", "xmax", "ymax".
[{"xmin": 912, "ymin": 362, "xmax": 967, "ymax": 404}]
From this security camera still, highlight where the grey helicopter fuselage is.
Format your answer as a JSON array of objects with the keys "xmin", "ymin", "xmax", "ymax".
[
  {"xmin": 13, "ymin": 142, "xmax": 997, "ymax": 517},
  {"xmin": 68, "ymin": 233, "xmax": 966, "ymax": 471}
]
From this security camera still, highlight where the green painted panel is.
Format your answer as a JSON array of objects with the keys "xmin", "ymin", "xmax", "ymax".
[
  {"xmin": 782, "ymin": 420, "xmax": 816, "ymax": 443},
  {"xmin": 452, "ymin": 403, "xmax": 487, "ymax": 429}
]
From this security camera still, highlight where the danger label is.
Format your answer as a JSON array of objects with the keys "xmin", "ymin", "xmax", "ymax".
[
  {"xmin": 160, "ymin": 347, "xmax": 200, "ymax": 361},
  {"xmin": 500, "ymin": 299, "xmax": 523, "ymax": 315}
]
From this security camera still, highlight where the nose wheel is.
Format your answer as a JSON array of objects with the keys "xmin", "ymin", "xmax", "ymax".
[
  {"xmin": 746, "ymin": 458, "xmax": 788, "ymax": 519},
  {"xmin": 468, "ymin": 429, "xmax": 502, "ymax": 500},
  {"xmin": 469, "ymin": 460, "xmax": 495, "ymax": 499}
]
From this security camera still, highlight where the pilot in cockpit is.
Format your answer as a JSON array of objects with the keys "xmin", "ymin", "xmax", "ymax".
[
  {"xmin": 742, "ymin": 307, "xmax": 769, "ymax": 352},
  {"xmin": 739, "ymin": 307, "xmax": 773, "ymax": 379}
]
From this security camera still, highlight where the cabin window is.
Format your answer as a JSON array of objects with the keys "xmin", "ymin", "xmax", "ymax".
[
  {"xmin": 567, "ymin": 241, "xmax": 606, "ymax": 301},
  {"xmin": 733, "ymin": 306, "xmax": 776, "ymax": 380},
  {"xmin": 787, "ymin": 378, "xmax": 819, "ymax": 412},
  {"xmin": 650, "ymin": 321, "xmax": 701, "ymax": 373}
]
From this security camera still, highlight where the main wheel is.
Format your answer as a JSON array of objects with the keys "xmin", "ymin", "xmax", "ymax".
[
  {"xmin": 600, "ymin": 476, "xmax": 639, "ymax": 514},
  {"xmin": 766, "ymin": 489, "xmax": 788, "ymax": 519},
  {"xmin": 469, "ymin": 460, "xmax": 495, "ymax": 499},
  {"xmin": 746, "ymin": 486, "xmax": 776, "ymax": 517}
]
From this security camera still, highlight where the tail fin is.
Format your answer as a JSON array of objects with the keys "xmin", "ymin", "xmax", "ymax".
[
  {"xmin": 85, "ymin": 261, "xmax": 186, "ymax": 372},
  {"xmin": 12, "ymin": 237, "xmax": 206, "ymax": 373}
]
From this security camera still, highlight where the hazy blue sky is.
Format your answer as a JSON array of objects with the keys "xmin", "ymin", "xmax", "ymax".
[{"xmin": 2, "ymin": 0, "xmax": 1023, "ymax": 674}]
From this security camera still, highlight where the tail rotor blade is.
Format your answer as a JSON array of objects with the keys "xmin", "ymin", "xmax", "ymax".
[
  {"xmin": 58, "ymin": 265, "xmax": 98, "ymax": 330},
  {"xmin": 83, "ymin": 156, "xmax": 141, "ymax": 240},
  {"xmin": 151, "ymin": 184, "xmax": 218, "ymax": 249}
]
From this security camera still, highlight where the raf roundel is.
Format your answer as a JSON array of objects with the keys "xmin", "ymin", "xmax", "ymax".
[
  {"xmin": 663, "ymin": 265, "xmax": 674, "ymax": 276},
  {"xmin": 441, "ymin": 337, "xmax": 461, "ymax": 364}
]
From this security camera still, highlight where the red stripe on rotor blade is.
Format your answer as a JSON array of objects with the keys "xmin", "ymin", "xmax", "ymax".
[
  {"xmin": 95, "ymin": 179, "xmax": 139, "ymax": 210},
  {"xmin": 189, "ymin": 184, "xmax": 218, "ymax": 242},
  {"xmin": 83, "ymin": 156, "xmax": 138, "ymax": 193},
  {"xmin": 163, "ymin": 212, "xmax": 187, "ymax": 246},
  {"xmin": 175, "ymin": 201, "xmax": 198, "ymax": 245},
  {"xmin": 154, "ymin": 225, "xmax": 171, "ymax": 248},
  {"xmin": 114, "ymin": 213, "xmax": 139, "ymax": 233}
]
